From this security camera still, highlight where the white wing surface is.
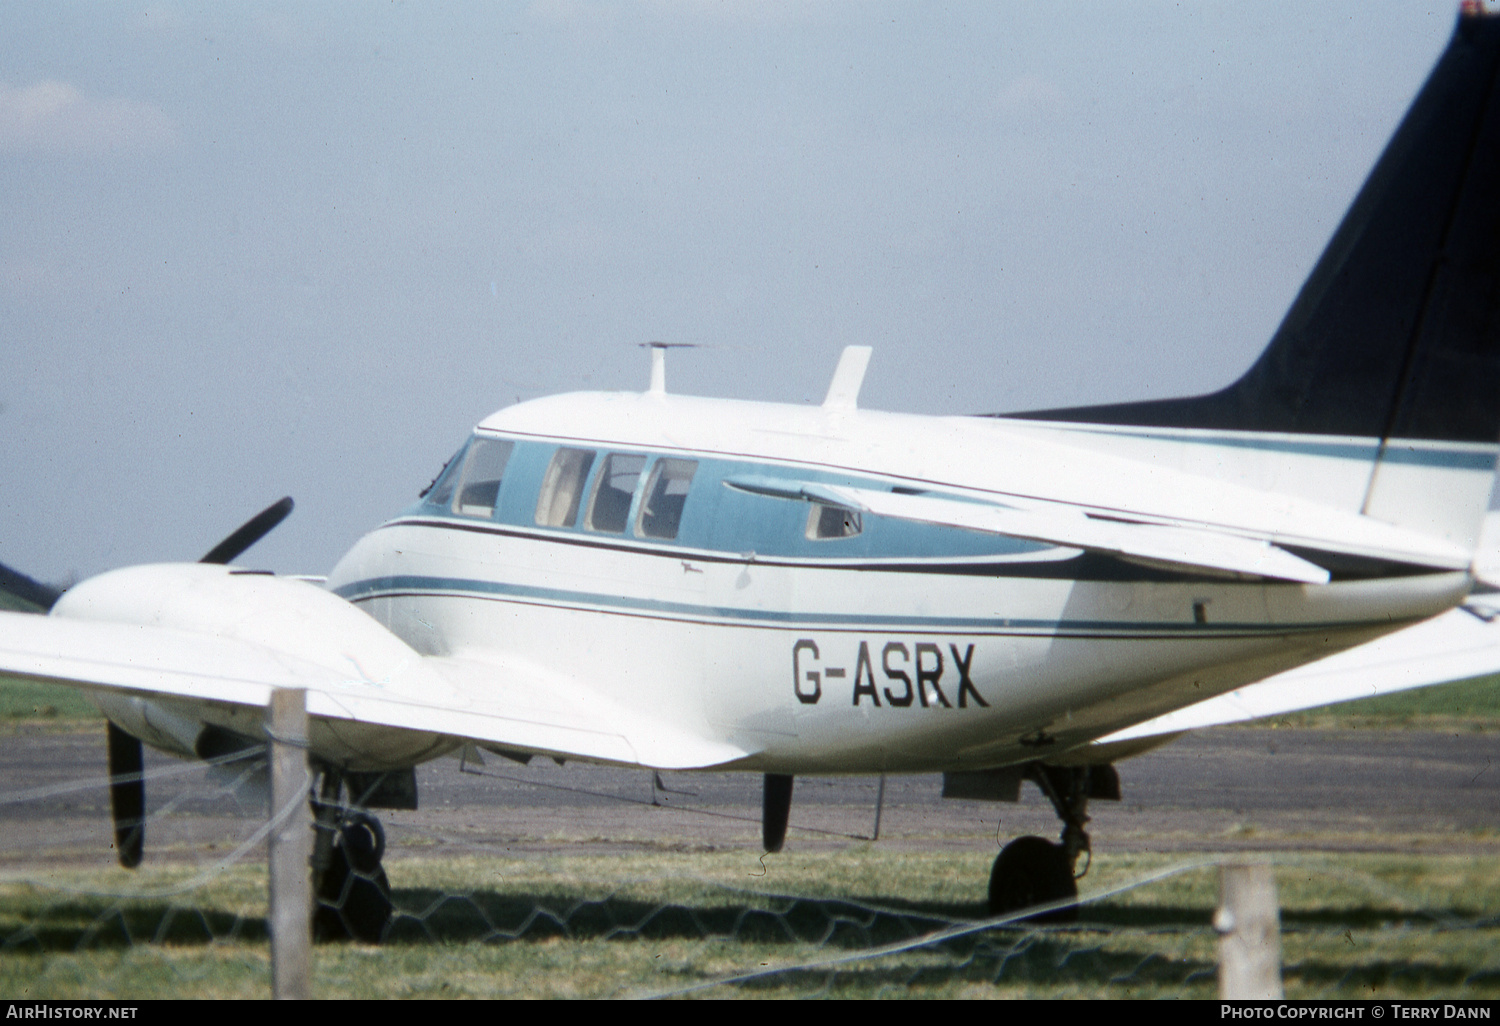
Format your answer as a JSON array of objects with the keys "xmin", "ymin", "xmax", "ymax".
[
  {"xmin": 726, "ymin": 475, "xmax": 1332, "ymax": 583},
  {"xmin": 0, "ymin": 587, "xmax": 748, "ymax": 772}
]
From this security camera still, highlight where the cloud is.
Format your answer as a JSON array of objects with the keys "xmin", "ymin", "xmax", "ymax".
[{"xmin": 0, "ymin": 80, "xmax": 177, "ymax": 154}]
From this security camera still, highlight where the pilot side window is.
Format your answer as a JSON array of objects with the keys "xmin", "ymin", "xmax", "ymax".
[
  {"xmin": 637, "ymin": 459, "xmax": 697, "ymax": 540},
  {"xmin": 807, "ymin": 504, "xmax": 862, "ymax": 540},
  {"xmin": 535, "ymin": 447, "xmax": 596, "ymax": 528},
  {"xmin": 586, "ymin": 453, "xmax": 646, "ymax": 534},
  {"xmin": 452, "ymin": 438, "xmax": 514, "ymax": 518}
]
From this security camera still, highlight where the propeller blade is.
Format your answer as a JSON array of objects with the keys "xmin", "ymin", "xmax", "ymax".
[
  {"xmin": 106, "ymin": 721, "xmax": 145, "ymax": 869},
  {"xmin": 0, "ymin": 561, "xmax": 63, "ymax": 612},
  {"xmin": 199, "ymin": 496, "xmax": 294, "ymax": 565}
]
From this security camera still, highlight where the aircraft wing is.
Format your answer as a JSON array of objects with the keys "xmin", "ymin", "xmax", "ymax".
[
  {"xmin": 0, "ymin": 608, "xmax": 749, "ymax": 771},
  {"xmin": 1090, "ymin": 595, "xmax": 1500, "ymax": 746},
  {"xmin": 725, "ymin": 475, "xmax": 1331, "ymax": 583}
]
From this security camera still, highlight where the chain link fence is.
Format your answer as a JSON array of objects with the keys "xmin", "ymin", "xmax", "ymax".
[{"xmin": 2, "ymin": 713, "xmax": 1498, "ymax": 999}]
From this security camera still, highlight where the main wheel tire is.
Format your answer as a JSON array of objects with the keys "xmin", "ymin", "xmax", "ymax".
[
  {"xmin": 313, "ymin": 812, "xmax": 392, "ymax": 943},
  {"xmin": 987, "ymin": 835, "xmax": 1078, "ymax": 923}
]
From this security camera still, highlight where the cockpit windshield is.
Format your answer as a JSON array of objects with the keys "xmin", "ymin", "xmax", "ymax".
[{"xmin": 421, "ymin": 447, "xmax": 464, "ymax": 507}]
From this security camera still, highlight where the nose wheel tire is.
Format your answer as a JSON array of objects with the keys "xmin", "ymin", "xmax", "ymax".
[{"xmin": 987, "ymin": 835, "xmax": 1078, "ymax": 923}]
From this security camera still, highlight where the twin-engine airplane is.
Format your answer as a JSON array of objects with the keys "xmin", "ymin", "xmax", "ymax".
[{"xmin": 5, "ymin": 6, "xmax": 1500, "ymax": 941}]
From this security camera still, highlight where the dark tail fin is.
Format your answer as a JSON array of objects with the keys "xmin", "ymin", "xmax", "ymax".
[{"xmin": 1008, "ymin": 10, "xmax": 1500, "ymax": 444}]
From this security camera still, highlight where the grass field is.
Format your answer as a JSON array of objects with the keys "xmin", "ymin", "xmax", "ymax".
[
  {"xmin": 0, "ymin": 850, "xmax": 1496, "ymax": 999},
  {"xmin": 0, "ymin": 680, "xmax": 100, "ymax": 723}
]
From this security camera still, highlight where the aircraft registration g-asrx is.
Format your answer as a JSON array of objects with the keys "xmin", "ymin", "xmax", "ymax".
[{"xmin": 5, "ymin": 6, "xmax": 1500, "ymax": 941}]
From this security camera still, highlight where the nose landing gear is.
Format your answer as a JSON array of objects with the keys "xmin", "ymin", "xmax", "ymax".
[
  {"xmin": 988, "ymin": 835, "xmax": 1078, "ymax": 922},
  {"xmin": 987, "ymin": 763, "xmax": 1116, "ymax": 922}
]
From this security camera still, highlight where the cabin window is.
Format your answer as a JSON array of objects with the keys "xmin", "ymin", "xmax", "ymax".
[
  {"xmin": 586, "ymin": 453, "xmax": 646, "ymax": 534},
  {"xmin": 808, "ymin": 504, "xmax": 862, "ymax": 540},
  {"xmin": 452, "ymin": 438, "xmax": 515, "ymax": 518},
  {"xmin": 535, "ymin": 447, "xmax": 596, "ymax": 527},
  {"xmin": 638, "ymin": 459, "xmax": 697, "ymax": 539}
]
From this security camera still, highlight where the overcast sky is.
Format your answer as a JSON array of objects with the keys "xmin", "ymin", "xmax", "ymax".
[{"xmin": 0, "ymin": 1, "xmax": 1463, "ymax": 582}]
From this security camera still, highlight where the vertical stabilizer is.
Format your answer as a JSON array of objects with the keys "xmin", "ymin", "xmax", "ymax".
[{"xmin": 1004, "ymin": 10, "xmax": 1500, "ymax": 554}]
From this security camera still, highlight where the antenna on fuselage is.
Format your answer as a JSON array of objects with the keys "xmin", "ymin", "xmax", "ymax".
[
  {"xmin": 822, "ymin": 345, "xmax": 873, "ymax": 412},
  {"xmin": 639, "ymin": 341, "xmax": 698, "ymax": 397}
]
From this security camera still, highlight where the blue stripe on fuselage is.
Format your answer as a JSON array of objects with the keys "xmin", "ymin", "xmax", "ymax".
[
  {"xmin": 1031, "ymin": 426, "xmax": 1498, "ymax": 470},
  {"xmin": 332, "ymin": 572, "xmax": 1384, "ymax": 637}
]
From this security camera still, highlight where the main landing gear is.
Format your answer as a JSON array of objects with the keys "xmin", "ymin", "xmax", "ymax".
[
  {"xmin": 987, "ymin": 763, "xmax": 1118, "ymax": 922},
  {"xmin": 311, "ymin": 770, "xmax": 394, "ymax": 943}
]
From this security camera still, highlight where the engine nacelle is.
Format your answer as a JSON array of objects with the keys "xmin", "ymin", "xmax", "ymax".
[{"xmin": 54, "ymin": 563, "xmax": 458, "ymax": 771}]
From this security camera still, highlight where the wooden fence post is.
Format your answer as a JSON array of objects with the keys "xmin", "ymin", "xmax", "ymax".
[
  {"xmin": 267, "ymin": 688, "xmax": 312, "ymax": 1000},
  {"xmin": 1216, "ymin": 860, "xmax": 1283, "ymax": 999}
]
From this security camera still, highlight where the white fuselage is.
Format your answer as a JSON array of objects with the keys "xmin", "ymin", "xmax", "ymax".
[{"xmin": 319, "ymin": 390, "xmax": 1475, "ymax": 774}]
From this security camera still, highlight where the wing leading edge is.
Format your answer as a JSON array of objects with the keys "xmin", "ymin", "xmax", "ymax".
[
  {"xmin": 724, "ymin": 474, "xmax": 1489, "ymax": 583},
  {"xmin": 0, "ymin": 601, "xmax": 749, "ymax": 772},
  {"xmin": 727, "ymin": 476, "xmax": 1337, "ymax": 581}
]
